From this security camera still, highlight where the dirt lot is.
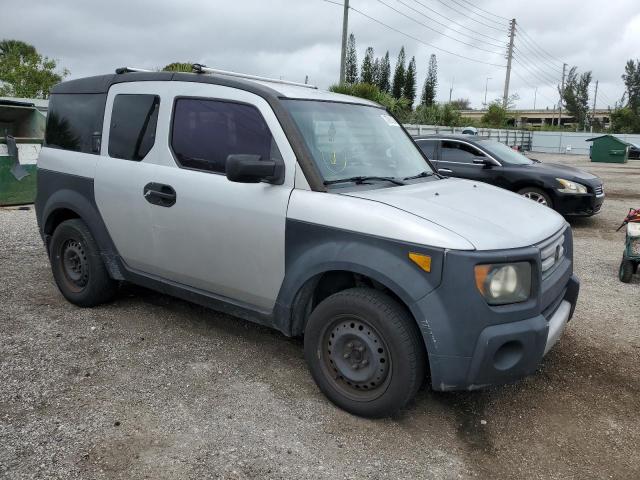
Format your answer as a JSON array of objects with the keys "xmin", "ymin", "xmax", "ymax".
[{"xmin": 1, "ymin": 154, "xmax": 639, "ymax": 479}]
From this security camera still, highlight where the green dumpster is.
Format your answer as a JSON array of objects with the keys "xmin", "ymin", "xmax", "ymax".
[
  {"xmin": 0, "ymin": 98, "xmax": 46, "ymax": 206},
  {"xmin": 586, "ymin": 134, "xmax": 630, "ymax": 164}
]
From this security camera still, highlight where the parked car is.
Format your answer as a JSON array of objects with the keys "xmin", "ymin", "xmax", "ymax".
[
  {"xmin": 36, "ymin": 67, "xmax": 579, "ymax": 417},
  {"xmin": 415, "ymin": 134, "xmax": 605, "ymax": 216}
]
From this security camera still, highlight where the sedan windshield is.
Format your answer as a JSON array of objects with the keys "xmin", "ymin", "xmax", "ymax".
[
  {"xmin": 481, "ymin": 140, "xmax": 533, "ymax": 165},
  {"xmin": 284, "ymin": 100, "xmax": 433, "ymax": 183}
]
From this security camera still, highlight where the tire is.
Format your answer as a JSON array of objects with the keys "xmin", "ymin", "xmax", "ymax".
[
  {"xmin": 304, "ymin": 288, "xmax": 426, "ymax": 418},
  {"xmin": 49, "ymin": 219, "xmax": 117, "ymax": 307},
  {"xmin": 619, "ymin": 259, "xmax": 634, "ymax": 283},
  {"xmin": 518, "ymin": 187, "xmax": 553, "ymax": 208}
]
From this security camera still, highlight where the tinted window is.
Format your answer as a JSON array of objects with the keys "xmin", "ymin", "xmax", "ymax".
[
  {"xmin": 440, "ymin": 141, "xmax": 484, "ymax": 163},
  {"xmin": 109, "ymin": 94, "xmax": 160, "ymax": 161},
  {"xmin": 417, "ymin": 139, "xmax": 438, "ymax": 159},
  {"xmin": 171, "ymin": 98, "xmax": 280, "ymax": 174},
  {"xmin": 45, "ymin": 94, "xmax": 106, "ymax": 154}
]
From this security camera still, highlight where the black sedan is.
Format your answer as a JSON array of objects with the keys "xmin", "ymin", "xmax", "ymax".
[{"xmin": 415, "ymin": 135, "xmax": 605, "ymax": 216}]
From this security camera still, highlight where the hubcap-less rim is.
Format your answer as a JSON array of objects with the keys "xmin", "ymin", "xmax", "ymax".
[
  {"xmin": 522, "ymin": 191, "xmax": 548, "ymax": 205},
  {"xmin": 321, "ymin": 316, "xmax": 391, "ymax": 401},
  {"xmin": 61, "ymin": 239, "xmax": 89, "ymax": 291}
]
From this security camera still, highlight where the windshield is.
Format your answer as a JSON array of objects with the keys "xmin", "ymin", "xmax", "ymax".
[
  {"xmin": 480, "ymin": 140, "xmax": 533, "ymax": 165},
  {"xmin": 284, "ymin": 100, "xmax": 433, "ymax": 183}
]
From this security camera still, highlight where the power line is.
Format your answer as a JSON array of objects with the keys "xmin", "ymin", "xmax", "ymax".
[
  {"xmin": 431, "ymin": 0, "xmax": 508, "ymax": 31},
  {"xmin": 395, "ymin": 0, "xmax": 506, "ymax": 49},
  {"xmin": 323, "ymin": 1, "xmax": 507, "ymax": 67},
  {"xmin": 516, "ymin": 26, "xmax": 566, "ymax": 68},
  {"xmin": 514, "ymin": 37, "xmax": 564, "ymax": 74},
  {"xmin": 375, "ymin": 0, "xmax": 504, "ymax": 54},
  {"xmin": 512, "ymin": 56, "xmax": 561, "ymax": 87},
  {"xmin": 454, "ymin": 0, "xmax": 511, "ymax": 21},
  {"xmin": 408, "ymin": 0, "xmax": 506, "ymax": 44},
  {"xmin": 513, "ymin": 47, "xmax": 563, "ymax": 83},
  {"xmin": 446, "ymin": 0, "xmax": 509, "ymax": 27}
]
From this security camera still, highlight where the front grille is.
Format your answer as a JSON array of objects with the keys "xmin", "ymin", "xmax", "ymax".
[
  {"xmin": 594, "ymin": 184, "xmax": 604, "ymax": 196},
  {"xmin": 539, "ymin": 228, "xmax": 566, "ymax": 278}
]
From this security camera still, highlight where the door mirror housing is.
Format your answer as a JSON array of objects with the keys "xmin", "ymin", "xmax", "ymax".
[
  {"xmin": 472, "ymin": 156, "xmax": 492, "ymax": 166},
  {"xmin": 226, "ymin": 154, "xmax": 279, "ymax": 183}
]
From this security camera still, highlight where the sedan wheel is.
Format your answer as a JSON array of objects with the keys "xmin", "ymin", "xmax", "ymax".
[{"xmin": 518, "ymin": 187, "xmax": 552, "ymax": 208}]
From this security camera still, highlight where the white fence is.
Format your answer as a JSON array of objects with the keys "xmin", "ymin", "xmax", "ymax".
[
  {"xmin": 405, "ymin": 123, "xmax": 640, "ymax": 156},
  {"xmin": 530, "ymin": 131, "xmax": 640, "ymax": 155}
]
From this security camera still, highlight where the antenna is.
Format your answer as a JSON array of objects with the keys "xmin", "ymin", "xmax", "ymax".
[
  {"xmin": 115, "ymin": 67, "xmax": 153, "ymax": 74},
  {"xmin": 192, "ymin": 64, "xmax": 317, "ymax": 89}
]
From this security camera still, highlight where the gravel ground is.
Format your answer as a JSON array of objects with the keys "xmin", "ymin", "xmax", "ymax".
[{"xmin": 1, "ymin": 154, "xmax": 639, "ymax": 479}]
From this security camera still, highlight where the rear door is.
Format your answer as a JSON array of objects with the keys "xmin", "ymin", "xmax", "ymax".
[
  {"xmin": 415, "ymin": 139, "xmax": 439, "ymax": 168},
  {"xmin": 94, "ymin": 83, "xmax": 163, "ymax": 273}
]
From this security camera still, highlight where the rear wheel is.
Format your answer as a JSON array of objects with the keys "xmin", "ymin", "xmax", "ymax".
[
  {"xmin": 518, "ymin": 187, "xmax": 553, "ymax": 208},
  {"xmin": 304, "ymin": 288, "xmax": 426, "ymax": 418},
  {"xmin": 49, "ymin": 219, "xmax": 117, "ymax": 307},
  {"xmin": 619, "ymin": 259, "xmax": 634, "ymax": 283}
]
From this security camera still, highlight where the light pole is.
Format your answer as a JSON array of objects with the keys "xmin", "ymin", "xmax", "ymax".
[
  {"xmin": 483, "ymin": 77, "xmax": 491, "ymax": 107},
  {"xmin": 533, "ymin": 87, "xmax": 538, "ymax": 110}
]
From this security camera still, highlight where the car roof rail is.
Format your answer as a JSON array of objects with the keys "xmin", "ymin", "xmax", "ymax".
[
  {"xmin": 191, "ymin": 63, "xmax": 317, "ymax": 90},
  {"xmin": 115, "ymin": 67, "xmax": 153, "ymax": 74}
]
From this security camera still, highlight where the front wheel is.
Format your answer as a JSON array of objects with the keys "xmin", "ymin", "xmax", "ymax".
[
  {"xmin": 518, "ymin": 187, "xmax": 553, "ymax": 208},
  {"xmin": 304, "ymin": 288, "xmax": 426, "ymax": 418},
  {"xmin": 619, "ymin": 259, "xmax": 634, "ymax": 283}
]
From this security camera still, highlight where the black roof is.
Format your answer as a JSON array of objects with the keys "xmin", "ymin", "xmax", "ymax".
[
  {"xmin": 414, "ymin": 134, "xmax": 493, "ymax": 142},
  {"xmin": 51, "ymin": 71, "xmax": 283, "ymax": 101}
]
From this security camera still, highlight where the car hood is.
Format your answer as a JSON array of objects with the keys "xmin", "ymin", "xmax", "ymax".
[
  {"xmin": 528, "ymin": 161, "xmax": 600, "ymax": 183},
  {"xmin": 343, "ymin": 178, "xmax": 567, "ymax": 250}
]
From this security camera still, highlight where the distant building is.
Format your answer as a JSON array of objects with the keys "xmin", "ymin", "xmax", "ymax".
[{"xmin": 460, "ymin": 108, "xmax": 611, "ymax": 129}]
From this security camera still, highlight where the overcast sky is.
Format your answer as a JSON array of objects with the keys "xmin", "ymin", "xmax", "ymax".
[{"xmin": 5, "ymin": 0, "xmax": 639, "ymax": 109}]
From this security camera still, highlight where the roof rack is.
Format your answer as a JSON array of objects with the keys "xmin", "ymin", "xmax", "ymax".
[
  {"xmin": 115, "ymin": 67, "xmax": 153, "ymax": 74},
  {"xmin": 192, "ymin": 63, "xmax": 317, "ymax": 90}
]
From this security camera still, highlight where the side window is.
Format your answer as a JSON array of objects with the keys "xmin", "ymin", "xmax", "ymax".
[
  {"xmin": 171, "ymin": 98, "xmax": 281, "ymax": 174},
  {"xmin": 108, "ymin": 94, "xmax": 160, "ymax": 161},
  {"xmin": 417, "ymin": 140, "xmax": 438, "ymax": 159},
  {"xmin": 440, "ymin": 141, "xmax": 484, "ymax": 163},
  {"xmin": 45, "ymin": 93, "xmax": 106, "ymax": 154}
]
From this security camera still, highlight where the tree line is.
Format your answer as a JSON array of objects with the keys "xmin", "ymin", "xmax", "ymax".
[{"xmin": 1, "ymin": 37, "xmax": 639, "ymax": 133}]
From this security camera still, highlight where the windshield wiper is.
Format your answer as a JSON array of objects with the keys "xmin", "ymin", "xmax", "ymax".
[
  {"xmin": 403, "ymin": 171, "xmax": 433, "ymax": 181},
  {"xmin": 324, "ymin": 176, "xmax": 406, "ymax": 186}
]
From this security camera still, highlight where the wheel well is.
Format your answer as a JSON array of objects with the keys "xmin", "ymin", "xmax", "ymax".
[
  {"xmin": 289, "ymin": 270, "xmax": 406, "ymax": 337},
  {"xmin": 44, "ymin": 208, "xmax": 80, "ymax": 237}
]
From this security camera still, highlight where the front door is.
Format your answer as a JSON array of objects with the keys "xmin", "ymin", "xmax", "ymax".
[
  {"xmin": 145, "ymin": 83, "xmax": 295, "ymax": 312},
  {"xmin": 438, "ymin": 140, "xmax": 501, "ymax": 185}
]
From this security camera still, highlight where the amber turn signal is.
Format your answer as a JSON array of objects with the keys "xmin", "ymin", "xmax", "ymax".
[{"xmin": 408, "ymin": 252, "xmax": 431, "ymax": 272}]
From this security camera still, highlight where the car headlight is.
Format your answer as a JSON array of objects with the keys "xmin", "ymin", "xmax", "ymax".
[
  {"xmin": 556, "ymin": 178, "xmax": 588, "ymax": 194},
  {"xmin": 628, "ymin": 222, "xmax": 640, "ymax": 237},
  {"xmin": 474, "ymin": 262, "xmax": 532, "ymax": 305}
]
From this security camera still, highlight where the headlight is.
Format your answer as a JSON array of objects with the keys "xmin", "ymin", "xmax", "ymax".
[
  {"xmin": 474, "ymin": 262, "xmax": 532, "ymax": 305},
  {"xmin": 628, "ymin": 222, "xmax": 640, "ymax": 237},
  {"xmin": 556, "ymin": 178, "xmax": 588, "ymax": 194}
]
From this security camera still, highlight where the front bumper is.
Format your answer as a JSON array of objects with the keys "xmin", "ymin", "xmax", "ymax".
[
  {"xmin": 553, "ymin": 191, "xmax": 605, "ymax": 216},
  {"xmin": 411, "ymin": 228, "xmax": 580, "ymax": 391}
]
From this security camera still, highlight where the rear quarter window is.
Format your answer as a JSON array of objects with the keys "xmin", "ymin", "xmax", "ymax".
[
  {"xmin": 45, "ymin": 93, "xmax": 106, "ymax": 154},
  {"xmin": 108, "ymin": 94, "xmax": 160, "ymax": 161}
]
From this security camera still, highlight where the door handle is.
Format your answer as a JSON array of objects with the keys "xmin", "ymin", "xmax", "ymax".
[
  {"xmin": 438, "ymin": 168, "xmax": 453, "ymax": 174},
  {"xmin": 143, "ymin": 182, "xmax": 176, "ymax": 207}
]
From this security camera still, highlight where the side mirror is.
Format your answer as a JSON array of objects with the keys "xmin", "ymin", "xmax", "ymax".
[
  {"xmin": 226, "ymin": 154, "xmax": 277, "ymax": 183},
  {"xmin": 472, "ymin": 156, "xmax": 491, "ymax": 166}
]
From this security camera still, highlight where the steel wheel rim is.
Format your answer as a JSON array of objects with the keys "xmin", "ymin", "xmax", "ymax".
[
  {"xmin": 522, "ymin": 191, "xmax": 548, "ymax": 205},
  {"xmin": 60, "ymin": 239, "xmax": 89, "ymax": 292},
  {"xmin": 320, "ymin": 314, "xmax": 392, "ymax": 402}
]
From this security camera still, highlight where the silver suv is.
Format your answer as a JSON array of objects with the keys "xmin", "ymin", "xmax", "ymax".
[{"xmin": 36, "ymin": 66, "xmax": 579, "ymax": 417}]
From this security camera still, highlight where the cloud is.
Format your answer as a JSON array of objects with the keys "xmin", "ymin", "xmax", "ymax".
[{"xmin": 3, "ymin": 0, "xmax": 637, "ymax": 109}]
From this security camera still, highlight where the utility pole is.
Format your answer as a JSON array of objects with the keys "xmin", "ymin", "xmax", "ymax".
[
  {"xmin": 533, "ymin": 87, "xmax": 538, "ymax": 109},
  {"xmin": 339, "ymin": 0, "xmax": 350, "ymax": 84},
  {"xmin": 483, "ymin": 77, "xmax": 491, "ymax": 107},
  {"xmin": 556, "ymin": 62, "xmax": 567, "ymax": 126},
  {"xmin": 502, "ymin": 18, "xmax": 516, "ymax": 109},
  {"xmin": 449, "ymin": 78, "xmax": 454, "ymax": 103},
  {"xmin": 591, "ymin": 79, "xmax": 599, "ymax": 132}
]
